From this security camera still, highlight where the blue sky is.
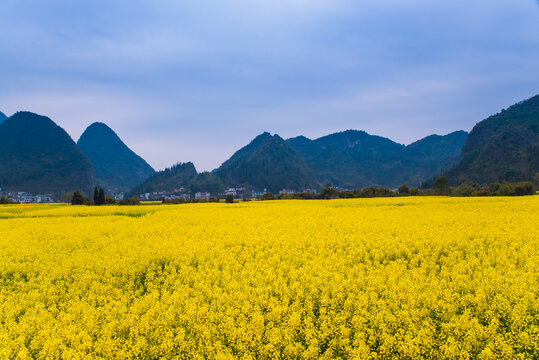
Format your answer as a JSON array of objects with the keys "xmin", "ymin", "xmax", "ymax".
[{"xmin": 1, "ymin": 0, "xmax": 538, "ymax": 171}]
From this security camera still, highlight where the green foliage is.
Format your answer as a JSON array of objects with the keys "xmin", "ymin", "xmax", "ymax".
[
  {"xmin": 104, "ymin": 195, "xmax": 117, "ymax": 204},
  {"xmin": 129, "ymin": 162, "xmax": 198, "ymax": 196},
  {"xmin": 93, "ymin": 187, "xmax": 99, "ymax": 204},
  {"xmin": 0, "ymin": 112, "xmax": 94, "ymax": 193},
  {"xmin": 78, "ymin": 122, "xmax": 155, "ymax": 193},
  {"xmin": 287, "ymin": 130, "xmax": 467, "ymax": 188},
  {"xmin": 188, "ymin": 172, "xmax": 224, "ymax": 195},
  {"xmin": 225, "ymin": 194, "xmax": 234, "ymax": 203},
  {"xmin": 119, "ymin": 197, "xmax": 140, "ymax": 205},
  {"xmin": 71, "ymin": 191, "xmax": 87, "ymax": 205},
  {"xmin": 434, "ymin": 176, "xmax": 450, "ymax": 195},
  {"xmin": 261, "ymin": 192, "xmax": 275, "ymax": 200},
  {"xmin": 98, "ymin": 189, "xmax": 105, "ymax": 205},
  {"xmin": 0, "ymin": 196, "xmax": 18, "ymax": 204},
  {"xmin": 448, "ymin": 94, "xmax": 539, "ymax": 184},
  {"xmin": 162, "ymin": 197, "xmax": 220, "ymax": 204},
  {"xmin": 215, "ymin": 132, "xmax": 320, "ymax": 193},
  {"xmin": 319, "ymin": 185, "xmax": 339, "ymax": 199},
  {"xmin": 398, "ymin": 183, "xmax": 410, "ymax": 194}
]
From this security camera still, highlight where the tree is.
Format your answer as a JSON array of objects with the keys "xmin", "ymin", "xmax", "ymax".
[
  {"xmin": 398, "ymin": 183, "xmax": 410, "ymax": 194},
  {"xmin": 93, "ymin": 187, "xmax": 99, "ymax": 205},
  {"xmin": 434, "ymin": 176, "xmax": 450, "ymax": 195},
  {"xmin": 98, "ymin": 189, "xmax": 105, "ymax": 205},
  {"xmin": 319, "ymin": 185, "xmax": 339, "ymax": 199},
  {"xmin": 71, "ymin": 191, "xmax": 86, "ymax": 205},
  {"xmin": 225, "ymin": 194, "xmax": 234, "ymax": 203}
]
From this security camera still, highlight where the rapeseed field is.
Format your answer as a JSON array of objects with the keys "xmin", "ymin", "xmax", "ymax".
[{"xmin": 0, "ymin": 197, "xmax": 537, "ymax": 359}]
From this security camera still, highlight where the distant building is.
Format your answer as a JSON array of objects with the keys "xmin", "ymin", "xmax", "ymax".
[
  {"xmin": 195, "ymin": 192, "xmax": 210, "ymax": 200},
  {"xmin": 279, "ymin": 189, "xmax": 296, "ymax": 195},
  {"xmin": 251, "ymin": 190, "xmax": 265, "ymax": 198},
  {"xmin": 225, "ymin": 188, "xmax": 237, "ymax": 196}
]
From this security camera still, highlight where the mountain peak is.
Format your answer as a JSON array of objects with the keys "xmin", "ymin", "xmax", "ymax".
[
  {"xmin": 0, "ymin": 111, "xmax": 7, "ymax": 124},
  {"xmin": 78, "ymin": 122, "xmax": 154, "ymax": 192},
  {"xmin": 0, "ymin": 111, "xmax": 94, "ymax": 193},
  {"xmin": 216, "ymin": 132, "xmax": 319, "ymax": 192}
]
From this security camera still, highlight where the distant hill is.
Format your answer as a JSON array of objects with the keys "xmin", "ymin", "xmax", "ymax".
[
  {"xmin": 0, "ymin": 111, "xmax": 7, "ymax": 124},
  {"xmin": 448, "ymin": 95, "xmax": 539, "ymax": 184},
  {"xmin": 288, "ymin": 130, "xmax": 467, "ymax": 188},
  {"xmin": 129, "ymin": 162, "xmax": 198, "ymax": 195},
  {"xmin": 0, "ymin": 111, "xmax": 94, "ymax": 193},
  {"xmin": 78, "ymin": 122, "xmax": 155, "ymax": 192},
  {"xmin": 288, "ymin": 130, "xmax": 403, "ymax": 188},
  {"xmin": 400, "ymin": 131, "xmax": 468, "ymax": 186},
  {"xmin": 215, "ymin": 132, "xmax": 320, "ymax": 192}
]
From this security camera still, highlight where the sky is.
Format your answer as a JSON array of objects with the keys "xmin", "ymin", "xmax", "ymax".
[{"xmin": 1, "ymin": 0, "xmax": 538, "ymax": 171}]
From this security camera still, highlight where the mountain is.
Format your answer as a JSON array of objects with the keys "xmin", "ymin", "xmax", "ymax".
[
  {"xmin": 400, "ymin": 131, "xmax": 468, "ymax": 186},
  {"xmin": 448, "ymin": 95, "xmax": 539, "ymax": 184},
  {"xmin": 215, "ymin": 132, "xmax": 320, "ymax": 192},
  {"xmin": 0, "ymin": 111, "xmax": 7, "ymax": 124},
  {"xmin": 77, "ymin": 122, "xmax": 155, "ymax": 192},
  {"xmin": 129, "ymin": 162, "xmax": 198, "ymax": 195},
  {"xmin": 288, "ymin": 130, "xmax": 403, "ymax": 188},
  {"xmin": 287, "ymin": 130, "xmax": 467, "ymax": 188},
  {"xmin": 0, "ymin": 111, "xmax": 94, "ymax": 193}
]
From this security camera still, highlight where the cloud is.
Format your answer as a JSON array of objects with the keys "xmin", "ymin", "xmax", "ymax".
[{"xmin": 0, "ymin": 0, "xmax": 538, "ymax": 171}]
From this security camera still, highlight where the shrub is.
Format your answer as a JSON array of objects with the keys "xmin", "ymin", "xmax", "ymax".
[
  {"xmin": 71, "ymin": 191, "xmax": 87, "ymax": 205},
  {"xmin": 398, "ymin": 183, "xmax": 410, "ymax": 194},
  {"xmin": 119, "ymin": 197, "xmax": 140, "ymax": 205},
  {"xmin": 434, "ymin": 176, "xmax": 450, "ymax": 195}
]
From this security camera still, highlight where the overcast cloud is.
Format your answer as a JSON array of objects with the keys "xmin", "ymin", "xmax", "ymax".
[{"xmin": 1, "ymin": 0, "xmax": 538, "ymax": 171}]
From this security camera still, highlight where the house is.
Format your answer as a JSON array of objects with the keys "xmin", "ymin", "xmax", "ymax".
[
  {"xmin": 195, "ymin": 192, "xmax": 210, "ymax": 200},
  {"xmin": 225, "ymin": 188, "xmax": 237, "ymax": 196}
]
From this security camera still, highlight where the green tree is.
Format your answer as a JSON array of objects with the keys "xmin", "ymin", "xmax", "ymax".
[
  {"xmin": 398, "ymin": 183, "xmax": 410, "ymax": 194},
  {"xmin": 434, "ymin": 176, "xmax": 450, "ymax": 195},
  {"xmin": 93, "ymin": 187, "xmax": 99, "ymax": 204},
  {"xmin": 225, "ymin": 194, "xmax": 234, "ymax": 203},
  {"xmin": 98, "ymin": 189, "xmax": 105, "ymax": 205},
  {"xmin": 71, "ymin": 191, "xmax": 86, "ymax": 205}
]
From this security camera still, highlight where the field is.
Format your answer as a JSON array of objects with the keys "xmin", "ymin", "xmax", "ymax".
[{"xmin": 0, "ymin": 197, "xmax": 537, "ymax": 359}]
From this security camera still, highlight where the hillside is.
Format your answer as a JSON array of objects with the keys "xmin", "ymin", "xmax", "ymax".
[
  {"xmin": 78, "ymin": 122, "xmax": 155, "ymax": 192},
  {"xmin": 287, "ymin": 130, "xmax": 467, "ymax": 188},
  {"xmin": 288, "ymin": 130, "xmax": 404, "ymax": 188},
  {"xmin": 448, "ymin": 95, "xmax": 539, "ymax": 184},
  {"xmin": 215, "ymin": 132, "xmax": 320, "ymax": 192},
  {"xmin": 0, "ymin": 111, "xmax": 6, "ymax": 124},
  {"xmin": 129, "ymin": 162, "xmax": 199, "ymax": 195},
  {"xmin": 400, "ymin": 131, "xmax": 468, "ymax": 186},
  {"xmin": 0, "ymin": 112, "xmax": 94, "ymax": 193}
]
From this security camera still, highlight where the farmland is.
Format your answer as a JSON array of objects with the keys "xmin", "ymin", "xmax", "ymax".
[{"xmin": 0, "ymin": 197, "xmax": 537, "ymax": 359}]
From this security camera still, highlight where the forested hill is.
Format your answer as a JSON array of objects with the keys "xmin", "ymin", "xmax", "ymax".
[
  {"xmin": 447, "ymin": 94, "xmax": 539, "ymax": 184},
  {"xmin": 129, "ymin": 162, "xmax": 225, "ymax": 197},
  {"xmin": 78, "ymin": 122, "xmax": 155, "ymax": 192},
  {"xmin": 0, "ymin": 111, "xmax": 7, "ymax": 124},
  {"xmin": 0, "ymin": 112, "xmax": 94, "ymax": 193},
  {"xmin": 401, "ymin": 130, "xmax": 468, "ymax": 186},
  {"xmin": 215, "ymin": 132, "xmax": 320, "ymax": 192},
  {"xmin": 287, "ymin": 130, "xmax": 467, "ymax": 188}
]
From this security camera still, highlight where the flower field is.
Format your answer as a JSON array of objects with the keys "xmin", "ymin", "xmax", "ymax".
[{"xmin": 0, "ymin": 197, "xmax": 538, "ymax": 359}]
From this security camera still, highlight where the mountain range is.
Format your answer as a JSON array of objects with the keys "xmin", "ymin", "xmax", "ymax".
[
  {"xmin": 287, "ymin": 130, "xmax": 467, "ymax": 188},
  {"xmin": 0, "ymin": 94, "xmax": 537, "ymax": 196}
]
